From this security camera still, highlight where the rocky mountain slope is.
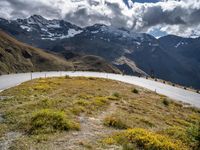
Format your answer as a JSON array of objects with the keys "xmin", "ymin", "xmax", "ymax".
[
  {"xmin": 159, "ymin": 35, "xmax": 200, "ymax": 88},
  {"xmin": 0, "ymin": 30, "xmax": 120, "ymax": 74},
  {"xmin": 0, "ymin": 15, "xmax": 199, "ymax": 89}
]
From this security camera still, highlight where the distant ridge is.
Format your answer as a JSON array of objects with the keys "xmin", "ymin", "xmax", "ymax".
[
  {"xmin": 0, "ymin": 15, "xmax": 200, "ymax": 89},
  {"xmin": 0, "ymin": 30, "xmax": 120, "ymax": 74}
]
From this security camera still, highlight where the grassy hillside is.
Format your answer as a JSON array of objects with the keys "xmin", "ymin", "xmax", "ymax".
[
  {"xmin": 0, "ymin": 77, "xmax": 199, "ymax": 150},
  {"xmin": 0, "ymin": 30, "xmax": 120, "ymax": 74},
  {"xmin": 0, "ymin": 30, "xmax": 74, "ymax": 74},
  {"xmin": 72, "ymin": 55, "xmax": 120, "ymax": 73}
]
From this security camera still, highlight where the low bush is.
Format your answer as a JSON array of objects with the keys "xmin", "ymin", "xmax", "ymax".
[
  {"xmin": 112, "ymin": 92, "xmax": 120, "ymax": 98},
  {"xmin": 65, "ymin": 75, "xmax": 71, "ymax": 79},
  {"xmin": 75, "ymin": 99, "xmax": 90, "ymax": 106},
  {"xmin": 131, "ymin": 88, "xmax": 139, "ymax": 94},
  {"xmin": 163, "ymin": 125, "xmax": 200, "ymax": 148},
  {"xmin": 92, "ymin": 97, "xmax": 108, "ymax": 107},
  {"xmin": 71, "ymin": 106, "xmax": 86, "ymax": 115},
  {"xmin": 104, "ymin": 115, "xmax": 128, "ymax": 129},
  {"xmin": 162, "ymin": 98, "xmax": 170, "ymax": 106},
  {"xmin": 105, "ymin": 128, "xmax": 187, "ymax": 150},
  {"xmin": 87, "ymin": 77, "xmax": 96, "ymax": 80},
  {"xmin": 30, "ymin": 109, "xmax": 79, "ymax": 134},
  {"xmin": 140, "ymin": 118, "xmax": 155, "ymax": 127}
]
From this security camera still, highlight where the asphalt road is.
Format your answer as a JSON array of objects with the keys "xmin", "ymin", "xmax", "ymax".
[{"xmin": 0, "ymin": 71, "xmax": 199, "ymax": 108}]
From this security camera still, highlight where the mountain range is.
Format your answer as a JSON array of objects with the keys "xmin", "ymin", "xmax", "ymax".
[
  {"xmin": 0, "ymin": 29, "xmax": 120, "ymax": 74},
  {"xmin": 0, "ymin": 15, "xmax": 199, "ymax": 89}
]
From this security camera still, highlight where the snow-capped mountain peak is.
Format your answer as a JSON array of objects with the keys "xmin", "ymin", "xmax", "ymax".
[
  {"xmin": 27, "ymin": 15, "xmax": 47, "ymax": 24},
  {"xmin": 10, "ymin": 15, "xmax": 83, "ymax": 41}
]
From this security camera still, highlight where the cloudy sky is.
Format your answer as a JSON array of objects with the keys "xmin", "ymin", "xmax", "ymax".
[{"xmin": 0, "ymin": 0, "xmax": 199, "ymax": 38}]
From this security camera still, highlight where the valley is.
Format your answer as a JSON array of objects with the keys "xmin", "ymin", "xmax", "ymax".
[
  {"xmin": 1, "ymin": 15, "xmax": 199, "ymax": 89},
  {"xmin": 0, "ymin": 30, "xmax": 120, "ymax": 75}
]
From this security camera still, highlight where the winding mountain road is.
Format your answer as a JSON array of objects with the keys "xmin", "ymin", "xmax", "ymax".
[{"xmin": 0, "ymin": 71, "xmax": 199, "ymax": 108}]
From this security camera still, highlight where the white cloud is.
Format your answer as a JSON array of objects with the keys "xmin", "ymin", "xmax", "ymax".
[{"xmin": 0, "ymin": 0, "xmax": 200, "ymax": 37}]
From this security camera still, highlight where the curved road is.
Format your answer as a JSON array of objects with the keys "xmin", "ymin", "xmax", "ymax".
[{"xmin": 0, "ymin": 71, "xmax": 199, "ymax": 108}]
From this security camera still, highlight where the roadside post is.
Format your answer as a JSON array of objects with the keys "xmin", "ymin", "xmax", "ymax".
[{"xmin": 31, "ymin": 71, "xmax": 33, "ymax": 80}]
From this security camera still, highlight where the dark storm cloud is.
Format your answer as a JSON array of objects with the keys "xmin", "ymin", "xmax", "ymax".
[
  {"xmin": 103, "ymin": 1, "xmax": 130, "ymax": 27},
  {"xmin": 142, "ymin": 5, "xmax": 185, "ymax": 27},
  {"xmin": 1, "ymin": 0, "xmax": 62, "ymax": 19},
  {"xmin": 64, "ymin": 6, "xmax": 111, "ymax": 26},
  {"xmin": 0, "ymin": 0, "xmax": 200, "ymax": 37},
  {"xmin": 141, "ymin": 4, "xmax": 200, "ymax": 29},
  {"xmin": 64, "ymin": 1, "xmax": 130, "ymax": 27},
  {"xmin": 129, "ymin": 0, "xmax": 200, "ymax": 36}
]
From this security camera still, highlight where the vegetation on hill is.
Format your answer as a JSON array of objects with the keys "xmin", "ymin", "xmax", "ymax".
[
  {"xmin": 0, "ymin": 77, "xmax": 199, "ymax": 149},
  {"xmin": 0, "ymin": 30, "xmax": 73, "ymax": 74},
  {"xmin": 0, "ymin": 30, "xmax": 120, "ymax": 75}
]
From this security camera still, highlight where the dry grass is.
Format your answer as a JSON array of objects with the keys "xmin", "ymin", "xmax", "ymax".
[
  {"xmin": 0, "ymin": 77, "xmax": 199, "ymax": 149},
  {"xmin": 0, "ymin": 30, "xmax": 73, "ymax": 74},
  {"xmin": 0, "ymin": 30, "xmax": 120, "ymax": 74}
]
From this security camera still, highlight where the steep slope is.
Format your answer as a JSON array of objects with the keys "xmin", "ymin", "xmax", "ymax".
[
  {"xmin": 0, "ymin": 30, "xmax": 120, "ymax": 74},
  {"xmin": 0, "ymin": 15, "xmax": 83, "ymax": 50},
  {"xmin": 52, "ymin": 24, "xmax": 159, "ymax": 76},
  {"xmin": 1, "ymin": 15, "xmax": 200, "ymax": 88},
  {"xmin": 0, "ymin": 30, "xmax": 74, "ymax": 74},
  {"xmin": 159, "ymin": 35, "xmax": 200, "ymax": 62},
  {"xmin": 159, "ymin": 35, "xmax": 200, "ymax": 88},
  {"xmin": 54, "ymin": 25, "xmax": 196, "ymax": 86}
]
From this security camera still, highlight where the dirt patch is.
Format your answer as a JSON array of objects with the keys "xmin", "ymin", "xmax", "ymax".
[
  {"xmin": 0, "ymin": 132, "xmax": 22, "ymax": 150},
  {"xmin": 0, "ymin": 96, "xmax": 13, "ymax": 101},
  {"xmin": 50, "ymin": 103, "xmax": 120, "ymax": 150}
]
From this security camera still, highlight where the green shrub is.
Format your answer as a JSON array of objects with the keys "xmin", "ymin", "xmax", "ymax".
[
  {"xmin": 163, "ymin": 125, "xmax": 199, "ymax": 148},
  {"xmin": 104, "ymin": 115, "xmax": 128, "ymax": 129},
  {"xmin": 106, "ymin": 128, "xmax": 187, "ymax": 150},
  {"xmin": 131, "ymin": 88, "xmax": 139, "ymax": 94},
  {"xmin": 162, "ymin": 98, "xmax": 170, "ymax": 106},
  {"xmin": 71, "ymin": 106, "xmax": 86, "ymax": 115},
  {"xmin": 88, "ymin": 77, "xmax": 96, "ymax": 80},
  {"xmin": 140, "ymin": 118, "xmax": 155, "ymax": 127},
  {"xmin": 92, "ymin": 97, "xmax": 108, "ymax": 107},
  {"xmin": 186, "ymin": 124, "xmax": 200, "ymax": 142},
  {"xmin": 163, "ymin": 126, "xmax": 190, "ymax": 144},
  {"xmin": 75, "ymin": 99, "xmax": 90, "ymax": 106},
  {"xmin": 112, "ymin": 92, "xmax": 120, "ymax": 98},
  {"xmin": 65, "ymin": 75, "xmax": 71, "ymax": 79},
  {"xmin": 30, "ymin": 109, "xmax": 79, "ymax": 134}
]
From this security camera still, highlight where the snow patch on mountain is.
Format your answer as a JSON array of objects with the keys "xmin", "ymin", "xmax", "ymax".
[
  {"xmin": 67, "ymin": 29, "xmax": 83, "ymax": 38},
  {"xmin": 41, "ymin": 29, "xmax": 83, "ymax": 40},
  {"xmin": 135, "ymin": 41, "xmax": 141, "ymax": 45},
  {"xmin": 47, "ymin": 24, "xmax": 61, "ymax": 28},
  {"xmin": 20, "ymin": 25, "xmax": 32, "ymax": 32},
  {"xmin": 91, "ymin": 30, "xmax": 99, "ymax": 34},
  {"xmin": 175, "ymin": 41, "xmax": 188, "ymax": 48}
]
